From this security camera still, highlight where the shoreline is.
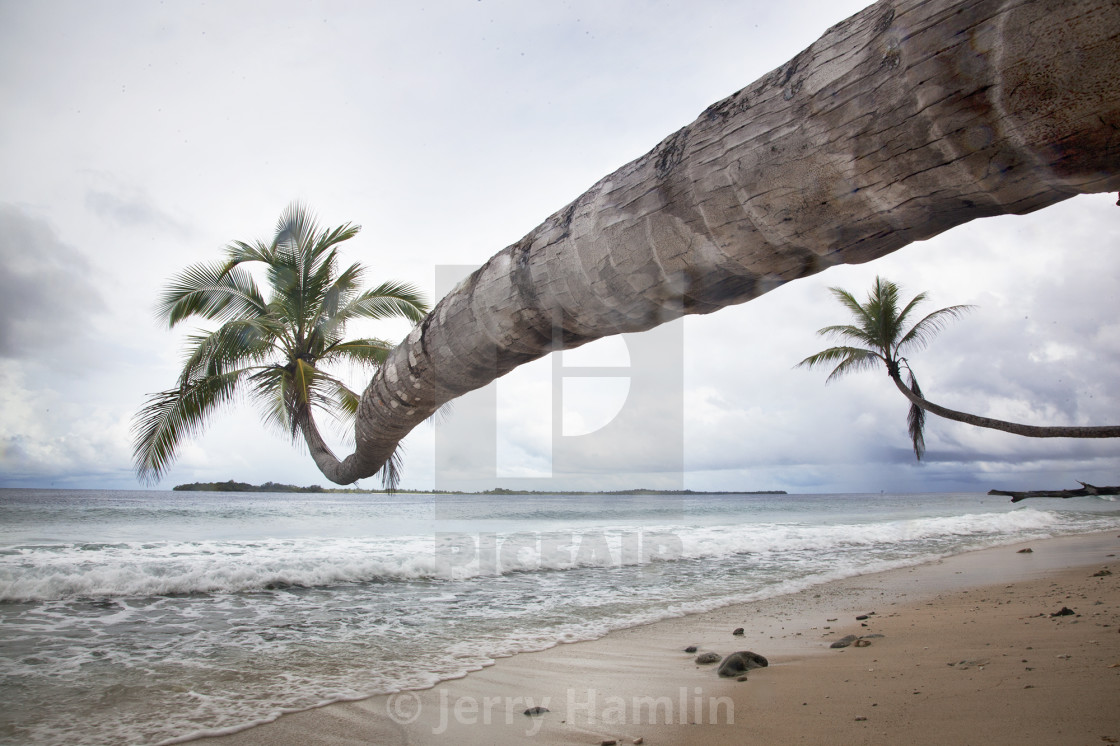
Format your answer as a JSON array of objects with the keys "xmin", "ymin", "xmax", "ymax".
[{"xmin": 198, "ymin": 531, "xmax": 1120, "ymax": 745}]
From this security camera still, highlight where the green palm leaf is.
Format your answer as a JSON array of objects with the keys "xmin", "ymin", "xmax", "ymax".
[{"xmin": 132, "ymin": 369, "xmax": 249, "ymax": 484}]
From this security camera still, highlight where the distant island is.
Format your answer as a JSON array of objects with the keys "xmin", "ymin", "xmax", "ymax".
[
  {"xmin": 173, "ymin": 480, "xmax": 325, "ymax": 493},
  {"xmin": 172, "ymin": 480, "xmax": 785, "ymax": 496}
]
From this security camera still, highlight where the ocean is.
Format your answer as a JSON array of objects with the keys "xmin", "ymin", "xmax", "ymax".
[{"xmin": 2, "ymin": 488, "xmax": 1118, "ymax": 745}]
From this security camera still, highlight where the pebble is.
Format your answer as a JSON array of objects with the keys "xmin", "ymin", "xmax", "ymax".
[
  {"xmin": 523, "ymin": 706, "xmax": 549, "ymax": 716},
  {"xmin": 732, "ymin": 627, "xmax": 744, "ymax": 636},
  {"xmin": 695, "ymin": 652, "xmax": 722, "ymax": 664}
]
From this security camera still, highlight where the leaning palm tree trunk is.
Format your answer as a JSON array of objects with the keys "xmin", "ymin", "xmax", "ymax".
[
  {"xmin": 889, "ymin": 372, "xmax": 1120, "ymax": 438},
  {"xmin": 308, "ymin": 0, "xmax": 1120, "ymax": 484}
]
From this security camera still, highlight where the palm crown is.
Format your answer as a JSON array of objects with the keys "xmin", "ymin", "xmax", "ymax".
[
  {"xmin": 797, "ymin": 276, "xmax": 973, "ymax": 460},
  {"xmin": 132, "ymin": 202, "xmax": 428, "ymax": 487}
]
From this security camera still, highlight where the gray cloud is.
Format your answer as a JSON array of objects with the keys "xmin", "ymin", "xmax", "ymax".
[
  {"xmin": 0, "ymin": 204, "xmax": 105, "ymax": 358},
  {"xmin": 84, "ymin": 187, "xmax": 190, "ymax": 234}
]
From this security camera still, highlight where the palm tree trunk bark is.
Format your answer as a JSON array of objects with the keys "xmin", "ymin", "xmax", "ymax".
[
  {"xmin": 890, "ymin": 373, "xmax": 1120, "ymax": 438},
  {"xmin": 314, "ymin": 0, "xmax": 1120, "ymax": 484}
]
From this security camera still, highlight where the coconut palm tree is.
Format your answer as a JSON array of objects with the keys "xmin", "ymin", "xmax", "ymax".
[
  {"xmin": 796, "ymin": 277, "xmax": 973, "ymax": 459},
  {"xmin": 797, "ymin": 277, "xmax": 1120, "ymax": 459},
  {"xmin": 191, "ymin": 0, "xmax": 1119, "ymax": 486},
  {"xmin": 131, "ymin": 202, "xmax": 428, "ymax": 489}
]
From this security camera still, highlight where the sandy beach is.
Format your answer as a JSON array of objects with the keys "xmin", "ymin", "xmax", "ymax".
[{"xmin": 199, "ymin": 531, "xmax": 1120, "ymax": 745}]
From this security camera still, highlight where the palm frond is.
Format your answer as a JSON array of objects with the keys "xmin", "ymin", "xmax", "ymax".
[
  {"xmin": 320, "ymin": 338, "xmax": 395, "ymax": 366},
  {"xmin": 378, "ymin": 447, "xmax": 404, "ymax": 492},
  {"xmin": 247, "ymin": 366, "xmax": 291, "ymax": 435},
  {"xmin": 906, "ymin": 371, "xmax": 926, "ymax": 461},
  {"xmin": 815, "ymin": 323, "xmax": 882, "ymax": 351},
  {"xmin": 342, "ymin": 280, "xmax": 429, "ymax": 323},
  {"xmin": 796, "ymin": 346, "xmax": 883, "ymax": 382},
  {"xmin": 895, "ymin": 304, "xmax": 975, "ymax": 356},
  {"xmin": 179, "ymin": 318, "xmax": 283, "ymax": 383},
  {"xmin": 131, "ymin": 369, "xmax": 248, "ymax": 484},
  {"xmin": 222, "ymin": 239, "xmax": 274, "ymax": 267},
  {"xmin": 158, "ymin": 262, "xmax": 267, "ymax": 327}
]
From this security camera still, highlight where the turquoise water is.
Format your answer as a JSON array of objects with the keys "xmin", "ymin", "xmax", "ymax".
[{"xmin": 1, "ymin": 489, "xmax": 1117, "ymax": 744}]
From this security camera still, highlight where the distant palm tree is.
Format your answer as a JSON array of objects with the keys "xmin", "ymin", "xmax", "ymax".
[
  {"xmin": 797, "ymin": 277, "xmax": 1120, "ymax": 459},
  {"xmin": 132, "ymin": 202, "xmax": 428, "ymax": 488}
]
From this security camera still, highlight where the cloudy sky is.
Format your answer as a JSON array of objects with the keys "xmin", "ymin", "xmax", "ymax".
[{"xmin": 1, "ymin": 0, "xmax": 1117, "ymax": 495}]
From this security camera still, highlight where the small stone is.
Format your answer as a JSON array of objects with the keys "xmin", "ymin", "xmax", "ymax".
[
  {"xmin": 523, "ymin": 706, "xmax": 549, "ymax": 716},
  {"xmin": 601, "ymin": 741, "xmax": 617, "ymax": 746},
  {"xmin": 737, "ymin": 675, "xmax": 748, "ymax": 681},
  {"xmin": 855, "ymin": 615, "xmax": 869, "ymax": 621},
  {"xmin": 633, "ymin": 739, "xmax": 644, "ymax": 745},
  {"xmin": 684, "ymin": 645, "xmax": 698, "ymax": 653},
  {"xmin": 718, "ymin": 650, "xmax": 769, "ymax": 677},
  {"xmin": 1092, "ymin": 569, "xmax": 1112, "ymax": 577},
  {"xmin": 830, "ymin": 635, "xmax": 858, "ymax": 649},
  {"xmin": 854, "ymin": 639, "xmax": 872, "ymax": 647},
  {"xmin": 1050, "ymin": 607, "xmax": 1075, "ymax": 617},
  {"xmin": 855, "ymin": 716, "xmax": 868, "ymax": 722},
  {"xmin": 1017, "ymin": 548, "xmax": 1033, "ymax": 553},
  {"xmin": 695, "ymin": 652, "xmax": 722, "ymax": 664},
  {"xmin": 732, "ymin": 627, "xmax": 745, "ymax": 636}
]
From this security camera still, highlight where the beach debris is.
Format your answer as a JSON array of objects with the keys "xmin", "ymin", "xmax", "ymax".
[
  {"xmin": 992, "ymin": 482, "xmax": 1120, "ymax": 502},
  {"xmin": 684, "ymin": 645, "xmax": 698, "ymax": 653},
  {"xmin": 1050, "ymin": 607, "xmax": 1076, "ymax": 617},
  {"xmin": 855, "ymin": 614, "xmax": 869, "ymax": 621},
  {"xmin": 600, "ymin": 740, "xmax": 618, "ymax": 746},
  {"xmin": 1017, "ymin": 548, "xmax": 1033, "ymax": 553},
  {"xmin": 737, "ymin": 675, "xmax": 749, "ymax": 681},
  {"xmin": 861, "ymin": 633, "xmax": 885, "ymax": 639},
  {"xmin": 855, "ymin": 716, "xmax": 868, "ymax": 722},
  {"xmin": 1092, "ymin": 569, "xmax": 1112, "ymax": 577},
  {"xmin": 949, "ymin": 659, "xmax": 989, "ymax": 669},
  {"xmin": 830, "ymin": 635, "xmax": 859, "ymax": 649},
  {"xmin": 523, "ymin": 706, "xmax": 550, "ymax": 716},
  {"xmin": 695, "ymin": 652, "xmax": 722, "ymax": 664},
  {"xmin": 854, "ymin": 639, "xmax": 872, "ymax": 647},
  {"xmin": 717, "ymin": 650, "xmax": 769, "ymax": 677},
  {"xmin": 732, "ymin": 627, "xmax": 745, "ymax": 636}
]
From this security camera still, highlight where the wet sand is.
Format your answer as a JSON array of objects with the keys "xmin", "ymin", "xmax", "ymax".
[{"xmin": 198, "ymin": 531, "xmax": 1120, "ymax": 745}]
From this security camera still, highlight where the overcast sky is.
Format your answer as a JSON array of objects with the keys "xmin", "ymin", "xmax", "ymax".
[{"xmin": 1, "ymin": 0, "xmax": 1117, "ymax": 495}]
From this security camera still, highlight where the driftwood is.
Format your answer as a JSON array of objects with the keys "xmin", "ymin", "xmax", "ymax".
[{"xmin": 988, "ymin": 482, "xmax": 1120, "ymax": 503}]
